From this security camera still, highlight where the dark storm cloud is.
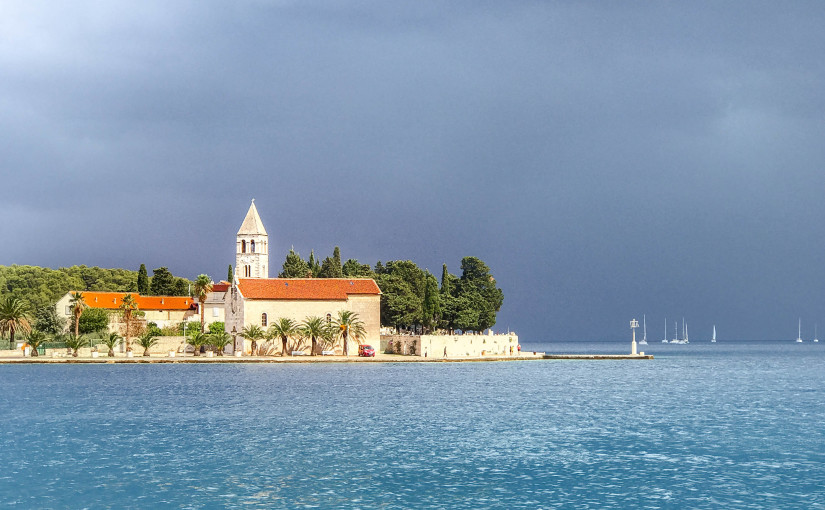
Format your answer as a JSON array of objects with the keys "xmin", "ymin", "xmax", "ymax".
[{"xmin": 2, "ymin": 1, "xmax": 825, "ymax": 340}]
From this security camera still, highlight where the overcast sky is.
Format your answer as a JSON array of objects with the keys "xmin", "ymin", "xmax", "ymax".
[{"xmin": 2, "ymin": 1, "xmax": 824, "ymax": 342}]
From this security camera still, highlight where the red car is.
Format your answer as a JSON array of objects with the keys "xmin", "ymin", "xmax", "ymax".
[{"xmin": 358, "ymin": 344, "xmax": 376, "ymax": 357}]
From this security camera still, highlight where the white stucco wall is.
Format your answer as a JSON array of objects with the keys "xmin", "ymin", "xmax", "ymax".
[{"xmin": 381, "ymin": 333, "xmax": 520, "ymax": 358}]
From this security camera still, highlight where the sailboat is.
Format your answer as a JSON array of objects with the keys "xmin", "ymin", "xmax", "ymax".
[
  {"xmin": 670, "ymin": 320, "xmax": 680, "ymax": 343},
  {"xmin": 684, "ymin": 321, "xmax": 689, "ymax": 344},
  {"xmin": 814, "ymin": 324, "xmax": 819, "ymax": 343},
  {"xmin": 639, "ymin": 315, "xmax": 648, "ymax": 345},
  {"xmin": 711, "ymin": 325, "xmax": 716, "ymax": 343},
  {"xmin": 662, "ymin": 319, "xmax": 669, "ymax": 343},
  {"xmin": 796, "ymin": 318, "xmax": 803, "ymax": 343}
]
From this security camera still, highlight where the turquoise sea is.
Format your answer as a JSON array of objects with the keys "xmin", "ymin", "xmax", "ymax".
[{"xmin": 2, "ymin": 341, "xmax": 824, "ymax": 508}]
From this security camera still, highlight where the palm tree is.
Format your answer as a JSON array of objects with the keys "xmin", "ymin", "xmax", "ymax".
[
  {"xmin": 100, "ymin": 332, "xmax": 122, "ymax": 357},
  {"xmin": 210, "ymin": 330, "xmax": 232, "ymax": 356},
  {"xmin": 240, "ymin": 325, "xmax": 266, "ymax": 356},
  {"xmin": 0, "ymin": 296, "xmax": 32, "ymax": 349},
  {"xmin": 320, "ymin": 321, "xmax": 337, "ymax": 353},
  {"xmin": 187, "ymin": 331, "xmax": 209, "ymax": 356},
  {"xmin": 300, "ymin": 316, "xmax": 326, "ymax": 356},
  {"xmin": 192, "ymin": 274, "xmax": 213, "ymax": 333},
  {"xmin": 136, "ymin": 332, "xmax": 159, "ymax": 357},
  {"xmin": 69, "ymin": 292, "xmax": 85, "ymax": 337},
  {"xmin": 119, "ymin": 294, "xmax": 138, "ymax": 353},
  {"xmin": 64, "ymin": 333, "xmax": 88, "ymax": 357},
  {"xmin": 268, "ymin": 318, "xmax": 297, "ymax": 356},
  {"xmin": 24, "ymin": 329, "xmax": 48, "ymax": 357},
  {"xmin": 334, "ymin": 310, "xmax": 366, "ymax": 357}
]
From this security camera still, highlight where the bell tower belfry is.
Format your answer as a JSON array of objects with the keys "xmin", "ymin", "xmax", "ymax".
[{"xmin": 236, "ymin": 200, "xmax": 269, "ymax": 279}]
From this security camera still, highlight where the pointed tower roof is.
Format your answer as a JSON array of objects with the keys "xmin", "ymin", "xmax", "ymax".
[{"xmin": 237, "ymin": 200, "xmax": 268, "ymax": 236}]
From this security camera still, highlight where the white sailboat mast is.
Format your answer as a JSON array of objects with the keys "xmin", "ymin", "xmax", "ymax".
[{"xmin": 643, "ymin": 314, "xmax": 647, "ymax": 341}]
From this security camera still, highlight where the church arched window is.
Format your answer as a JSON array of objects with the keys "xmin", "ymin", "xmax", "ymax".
[
  {"xmin": 261, "ymin": 313, "xmax": 268, "ymax": 327},
  {"xmin": 251, "ymin": 240, "xmax": 255, "ymax": 253},
  {"xmin": 241, "ymin": 240, "xmax": 246, "ymax": 253}
]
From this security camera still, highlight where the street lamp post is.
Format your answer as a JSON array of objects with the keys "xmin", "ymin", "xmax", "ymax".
[{"xmin": 630, "ymin": 318, "xmax": 639, "ymax": 355}]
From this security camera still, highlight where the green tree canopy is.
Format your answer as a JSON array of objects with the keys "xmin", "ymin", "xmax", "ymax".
[
  {"xmin": 317, "ymin": 247, "xmax": 344, "ymax": 278},
  {"xmin": 279, "ymin": 249, "xmax": 311, "ymax": 278},
  {"xmin": 455, "ymin": 257, "xmax": 504, "ymax": 332},
  {"xmin": 149, "ymin": 267, "xmax": 190, "ymax": 296},
  {"xmin": 33, "ymin": 305, "xmax": 65, "ymax": 334},
  {"xmin": 342, "ymin": 259, "xmax": 374, "ymax": 278},
  {"xmin": 374, "ymin": 260, "xmax": 428, "ymax": 330},
  {"xmin": 150, "ymin": 267, "xmax": 175, "ymax": 295},
  {"xmin": 78, "ymin": 307, "xmax": 110, "ymax": 334}
]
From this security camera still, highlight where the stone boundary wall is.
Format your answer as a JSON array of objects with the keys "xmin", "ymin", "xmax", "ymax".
[{"xmin": 380, "ymin": 333, "xmax": 520, "ymax": 358}]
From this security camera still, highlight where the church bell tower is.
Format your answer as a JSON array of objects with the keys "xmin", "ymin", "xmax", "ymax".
[{"xmin": 236, "ymin": 200, "xmax": 269, "ymax": 279}]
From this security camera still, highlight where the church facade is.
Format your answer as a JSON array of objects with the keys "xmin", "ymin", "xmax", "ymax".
[{"xmin": 222, "ymin": 201, "xmax": 381, "ymax": 355}]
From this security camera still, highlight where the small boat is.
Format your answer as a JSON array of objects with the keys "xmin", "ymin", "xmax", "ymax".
[
  {"xmin": 639, "ymin": 315, "xmax": 648, "ymax": 345},
  {"xmin": 796, "ymin": 318, "xmax": 803, "ymax": 343},
  {"xmin": 670, "ymin": 320, "xmax": 681, "ymax": 343},
  {"xmin": 814, "ymin": 324, "xmax": 819, "ymax": 343},
  {"xmin": 684, "ymin": 321, "xmax": 689, "ymax": 344},
  {"xmin": 711, "ymin": 325, "xmax": 716, "ymax": 343}
]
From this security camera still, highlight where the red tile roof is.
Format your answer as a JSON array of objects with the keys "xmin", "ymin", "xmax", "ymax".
[
  {"xmin": 237, "ymin": 278, "xmax": 381, "ymax": 300},
  {"xmin": 211, "ymin": 283, "xmax": 230, "ymax": 293},
  {"xmin": 69, "ymin": 292, "xmax": 195, "ymax": 311}
]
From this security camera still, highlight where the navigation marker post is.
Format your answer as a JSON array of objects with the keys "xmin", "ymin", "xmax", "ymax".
[{"xmin": 630, "ymin": 319, "xmax": 639, "ymax": 356}]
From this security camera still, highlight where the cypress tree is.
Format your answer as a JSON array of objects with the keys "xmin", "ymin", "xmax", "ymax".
[
  {"xmin": 332, "ymin": 246, "xmax": 342, "ymax": 274},
  {"xmin": 137, "ymin": 264, "xmax": 149, "ymax": 294},
  {"xmin": 227, "ymin": 265, "xmax": 233, "ymax": 283},
  {"xmin": 440, "ymin": 264, "xmax": 451, "ymax": 295},
  {"xmin": 423, "ymin": 271, "xmax": 441, "ymax": 332},
  {"xmin": 308, "ymin": 250, "xmax": 320, "ymax": 277}
]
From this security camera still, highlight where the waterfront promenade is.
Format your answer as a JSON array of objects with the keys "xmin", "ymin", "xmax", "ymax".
[{"xmin": 0, "ymin": 351, "xmax": 653, "ymax": 363}]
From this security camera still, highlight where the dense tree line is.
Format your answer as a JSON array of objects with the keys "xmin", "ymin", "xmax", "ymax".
[{"xmin": 278, "ymin": 248, "xmax": 504, "ymax": 333}]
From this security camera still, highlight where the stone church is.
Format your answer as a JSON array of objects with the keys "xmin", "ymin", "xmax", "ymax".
[{"xmin": 219, "ymin": 201, "xmax": 381, "ymax": 355}]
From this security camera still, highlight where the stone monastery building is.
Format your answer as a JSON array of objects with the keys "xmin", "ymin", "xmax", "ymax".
[{"xmin": 218, "ymin": 201, "xmax": 381, "ymax": 354}]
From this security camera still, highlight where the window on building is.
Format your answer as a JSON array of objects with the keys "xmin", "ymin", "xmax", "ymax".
[
  {"xmin": 212, "ymin": 307, "xmax": 219, "ymax": 317},
  {"xmin": 261, "ymin": 313, "xmax": 267, "ymax": 327},
  {"xmin": 241, "ymin": 240, "xmax": 246, "ymax": 253},
  {"xmin": 244, "ymin": 265, "xmax": 251, "ymax": 277},
  {"xmin": 250, "ymin": 240, "xmax": 255, "ymax": 253},
  {"xmin": 65, "ymin": 306, "xmax": 71, "ymax": 315}
]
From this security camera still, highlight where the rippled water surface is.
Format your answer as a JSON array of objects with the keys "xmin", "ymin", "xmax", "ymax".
[{"xmin": 2, "ymin": 342, "xmax": 825, "ymax": 508}]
